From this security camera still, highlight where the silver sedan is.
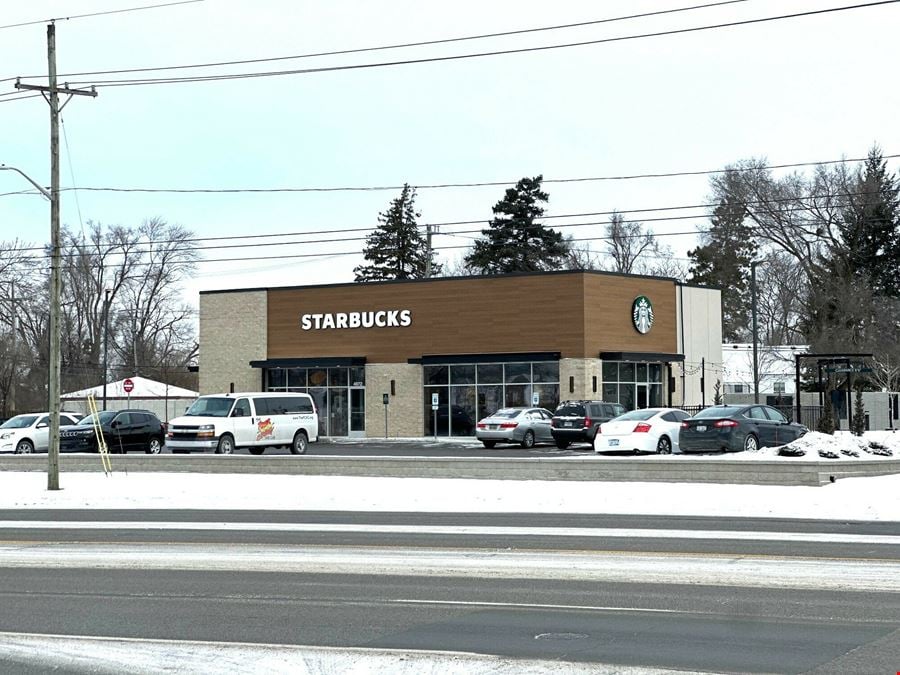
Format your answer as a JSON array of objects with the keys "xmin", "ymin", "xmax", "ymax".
[{"xmin": 475, "ymin": 407, "xmax": 555, "ymax": 449}]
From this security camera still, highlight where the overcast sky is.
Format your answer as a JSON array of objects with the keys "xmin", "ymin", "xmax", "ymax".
[{"xmin": 1, "ymin": 0, "xmax": 898, "ymax": 306}]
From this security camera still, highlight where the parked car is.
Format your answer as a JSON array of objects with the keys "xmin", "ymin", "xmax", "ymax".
[
  {"xmin": 679, "ymin": 404, "xmax": 807, "ymax": 453},
  {"xmin": 475, "ymin": 407, "xmax": 554, "ymax": 448},
  {"xmin": 550, "ymin": 400, "xmax": 627, "ymax": 449},
  {"xmin": 0, "ymin": 412, "xmax": 82, "ymax": 454},
  {"xmin": 594, "ymin": 408, "xmax": 690, "ymax": 455},
  {"xmin": 60, "ymin": 409, "xmax": 167, "ymax": 454}
]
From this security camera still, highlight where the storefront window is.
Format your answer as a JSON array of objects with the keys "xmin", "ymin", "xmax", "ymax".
[
  {"xmin": 477, "ymin": 364, "xmax": 502, "ymax": 384},
  {"xmin": 504, "ymin": 363, "xmax": 530, "ymax": 383},
  {"xmin": 265, "ymin": 366, "xmax": 363, "ymax": 438},
  {"xmin": 533, "ymin": 362, "xmax": 559, "ymax": 383},
  {"xmin": 602, "ymin": 361, "xmax": 667, "ymax": 411},
  {"xmin": 267, "ymin": 369, "xmax": 286, "ymax": 389},
  {"xmin": 426, "ymin": 360, "xmax": 560, "ymax": 436},
  {"xmin": 288, "ymin": 368, "xmax": 306, "ymax": 388},
  {"xmin": 424, "ymin": 365, "xmax": 449, "ymax": 385},
  {"xmin": 450, "ymin": 365, "xmax": 476, "ymax": 385}
]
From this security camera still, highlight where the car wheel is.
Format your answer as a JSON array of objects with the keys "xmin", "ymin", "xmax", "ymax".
[
  {"xmin": 215, "ymin": 434, "xmax": 235, "ymax": 454},
  {"xmin": 145, "ymin": 437, "xmax": 163, "ymax": 454},
  {"xmin": 743, "ymin": 433, "xmax": 759, "ymax": 453},
  {"xmin": 520, "ymin": 430, "xmax": 535, "ymax": 449},
  {"xmin": 290, "ymin": 431, "xmax": 308, "ymax": 455},
  {"xmin": 14, "ymin": 439, "xmax": 34, "ymax": 454},
  {"xmin": 481, "ymin": 440, "xmax": 496, "ymax": 449},
  {"xmin": 656, "ymin": 436, "xmax": 672, "ymax": 454},
  {"xmin": 555, "ymin": 440, "xmax": 570, "ymax": 450},
  {"xmin": 248, "ymin": 447, "xmax": 266, "ymax": 455}
]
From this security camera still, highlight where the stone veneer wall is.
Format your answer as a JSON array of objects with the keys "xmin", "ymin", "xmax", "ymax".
[
  {"xmin": 559, "ymin": 358, "xmax": 603, "ymax": 401},
  {"xmin": 364, "ymin": 363, "xmax": 423, "ymax": 438},
  {"xmin": 199, "ymin": 291, "xmax": 267, "ymax": 394}
]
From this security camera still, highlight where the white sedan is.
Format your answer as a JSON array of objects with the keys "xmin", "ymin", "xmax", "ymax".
[
  {"xmin": 0, "ymin": 412, "xmax": 82, "ymax": 454},
  {"xmin": 593, "ymin": 408, "xmax": 691, "ymax": 455}
]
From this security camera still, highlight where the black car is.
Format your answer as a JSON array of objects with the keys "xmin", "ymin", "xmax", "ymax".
[
  {"xmin": 60, "ymin": 409, "xmax": 167, "ymax": 454},
  {"xmin": 679, "ymin": 404, "xmax": 807, "ymax": 453},
  {"xmin": 550, "ymin": 400, "xmax": 626, "ymax": 449}
]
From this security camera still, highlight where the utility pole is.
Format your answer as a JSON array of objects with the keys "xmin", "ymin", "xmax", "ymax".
[
  {"xmin": 16, "ymin": 23, "xmax": 97, "ymax": 490},
  {"xmin": 751, "ymin": 260, "xmax": 760, "ymax": 404},
  {"xmin": 424, "ymin": 224, "xmax": 439, "ymax": 278},
  {"xmin": 9, "ymin": 280, "xmax": 16, "ymax": 417},
  {"xmin": 102, "ymin": 288, "xmax": 111, "ymax": 410}
]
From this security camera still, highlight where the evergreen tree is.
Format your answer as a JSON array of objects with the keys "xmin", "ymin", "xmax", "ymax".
[
  {"xmin": 818, "ymin": 386, "xmax": 835, "ymax": 435},
  {"xmin": 465, "ymin": 176, "xmax": 567, "ymax": 274},
  {"xmin": 353, "ymin": 185, "xmax": 441, "ymax": 282},
  {"xmin": 687, "ymin": 197, "xmax": 758, "ymax": 341},
  {"xmin": 835, "ymin": 147, "xmax": 900, "ymax": 297}
]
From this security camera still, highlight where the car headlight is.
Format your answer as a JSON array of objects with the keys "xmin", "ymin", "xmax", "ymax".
[
  {"xmin": 197, "ymin": 424, "xmax": 215, "ymax": 438},
  {"xmin": 0, "ymin": 432, "xmax": 13, "ymax": 440}
]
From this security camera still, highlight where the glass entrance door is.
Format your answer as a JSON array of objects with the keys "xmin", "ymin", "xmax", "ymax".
[
  {"xmin": 328, "ymin": 389, "xmax": 348, "ymax": 437},
  {"xmin": 349, "ymin": 388, "xmax": 365, "ymax": 437},
  {"xmin": 636, "ymin": 384, "xmax": 649, "ymax": 409}
]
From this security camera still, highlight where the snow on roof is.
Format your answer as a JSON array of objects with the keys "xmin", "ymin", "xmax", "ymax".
[
  {"xmin": 721, "ymin": 344, "xmax": 808, "ymax": 383},
  {"xmin": 62, "ymin": 376, "xmax": 198, "ymax": 400}
]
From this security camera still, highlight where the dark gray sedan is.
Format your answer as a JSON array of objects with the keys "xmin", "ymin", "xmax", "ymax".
[
  {"xmin": 475, "ymin": 407, "xmax": 555, "ymax": 449},
  {"xmin": 680, "ymin": 404, "xmax": 807, "ymax": 453}
]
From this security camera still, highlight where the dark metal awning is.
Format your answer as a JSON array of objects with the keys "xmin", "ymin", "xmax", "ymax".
[
  {"xmin": 249, "ymin": 356, "xmax": 366, "ymax": 369},
  {"xmin": 599, "ymin": 351, "xmax": 685, "ymax": 362},
  {"xmin": 412, "ymin": 352, "xmax": 561, "ymax": 365}
]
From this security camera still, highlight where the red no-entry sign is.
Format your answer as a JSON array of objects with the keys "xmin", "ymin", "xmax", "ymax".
[{"xmin": 123, "ymin": 378, "xmax": 134, "ymax": 393}]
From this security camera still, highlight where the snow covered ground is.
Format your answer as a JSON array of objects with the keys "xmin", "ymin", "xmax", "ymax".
[{"xmin": 0, "ymin": 469, "xmax": 897, "ymax": 520}]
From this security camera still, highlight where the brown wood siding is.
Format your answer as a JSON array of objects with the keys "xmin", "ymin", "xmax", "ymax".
[
  {"xmin": 583, "ymin": 275, "xmax": 677, "ymax": 355},
  {"xmin": 266, "ymin": 272, "xmax": 678, "ymax": 362}
]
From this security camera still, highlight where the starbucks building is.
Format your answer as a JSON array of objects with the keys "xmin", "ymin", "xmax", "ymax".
[{"xmin": 199, "ymin": 270, "xmax": 721, "ymax": 438}]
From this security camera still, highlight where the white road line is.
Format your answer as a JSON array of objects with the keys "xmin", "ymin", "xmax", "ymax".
[
  {"xmin": 0, "ymin": 520, "xmax": 898, "ymax": 545},
  {"xmin": 393, "ymin": 598, "xmax": 681, "ymax": 614},
  {"xmin": 0, "ymin": 543, "xmax": 898, "ymax": 592}
]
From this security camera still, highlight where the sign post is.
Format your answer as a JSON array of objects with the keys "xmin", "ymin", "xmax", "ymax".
[
  {"xmin": 431, "ymin": 392, "xmax": 439, "ymax": 439},
  {"xmin": 382, "ymin": 393, "xmax": 389, "ymax": 438},
  {"xmin": 123, "ymin": 377, "xmax": 134, "ymax": 407}
]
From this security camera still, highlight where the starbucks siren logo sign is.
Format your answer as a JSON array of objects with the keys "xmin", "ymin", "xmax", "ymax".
[{"xmin": 632, "ymin": 295, "xmax": 654, "ymax": 334}]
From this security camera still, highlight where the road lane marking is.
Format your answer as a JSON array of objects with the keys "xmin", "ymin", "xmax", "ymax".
[{"xmin": 1, "ymin": 520, "xmax": 899, "ymax": 546}]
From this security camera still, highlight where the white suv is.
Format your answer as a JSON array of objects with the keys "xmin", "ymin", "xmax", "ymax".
[
  {"xmin": 166, "ymin": 392, "xmax": 318, "ymax": 455},
  {"xmin": 0, "ymin": 412, "xmax": 83, "ymax": 454}
]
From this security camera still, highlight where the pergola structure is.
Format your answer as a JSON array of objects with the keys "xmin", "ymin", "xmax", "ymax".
[{"xmin": 793, "ymin": 352, "xmax": 873, "ymax": 428}]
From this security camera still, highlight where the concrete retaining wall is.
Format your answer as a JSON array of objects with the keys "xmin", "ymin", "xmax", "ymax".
[{"xmin": 3, "ymin": 455, "xmax": 899, "ymax": 486}]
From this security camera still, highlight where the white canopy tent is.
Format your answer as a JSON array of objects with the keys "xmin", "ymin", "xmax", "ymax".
[{"xmin": 61, "ymin": 376, "xmax": 198, "ymax": 422}]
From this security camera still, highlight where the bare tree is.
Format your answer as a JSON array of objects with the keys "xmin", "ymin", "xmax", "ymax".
[{"xmin": 604, "ymin": 212, "xmax": 659, "ymax": 274}]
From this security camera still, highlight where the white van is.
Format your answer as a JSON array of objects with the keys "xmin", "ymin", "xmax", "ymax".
[{"xmin": 166, "ymin": 392, "xmax": 318, "ymax": 455}]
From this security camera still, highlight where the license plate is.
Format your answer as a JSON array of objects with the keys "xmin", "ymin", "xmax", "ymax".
[
  {"xmin": 696, "ymin": 425, "xmax": 707, "ymax": 432},
  {"xmin": 564, "ymin": 421, "xmax": 574, "ymax": 427},
  {"xmin": 489, "ymin": 425, "xmax": 498, "ymax": 430},
  {"xmin": 608, "ymin": 439, "xmax": 619, "ymax": 447}
]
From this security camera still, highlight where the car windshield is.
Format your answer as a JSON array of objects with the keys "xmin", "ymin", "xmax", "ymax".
[
  {"xmin": 0, "ymin": 415, "xmax": 38, "ymax": 429},
  {"xmin": 614, "ymin": 409, "xmax": 657, "ymax": 421},
  {"xmin": 693, "ymin": 405, "xmax": 742, "ymax": 419},
  {"xmin": 184, "ymin": 397, "xmax": 235, "ymax": 417},
  {"xmin": 491, "ymin": 409, "xmax": 522, "ymax": 419},
  {"xmin": 555, "ymin": 404, "xmax": 585, "ymax": 416},
  {"xmin": 77, "ymin": 411, "xmax": 117, "ymax": 426}
]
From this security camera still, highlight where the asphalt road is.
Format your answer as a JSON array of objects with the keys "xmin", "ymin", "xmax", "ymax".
[{"xmin": 0, "ymin": 510, "xmax": 899, "ymax": 673}]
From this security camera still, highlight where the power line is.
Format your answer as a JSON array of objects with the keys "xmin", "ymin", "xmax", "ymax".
[
  {"xmin": 1, "ymin": 153, "xmax": 895, "ymax": 196},
  {"xmin": 0, "ymin": 0, "xmax": 205, "ymax": 31},
  {"xmin": 7, "ymin": 0, "xmax": 752, "ymax": 83},
  {"xmin": 54, "ymin": 1, "xmax": 900, "ymax": 90},
  {"xmin": 0, "ymin": 184, "xmax": 879, "ymax": 260},
  {"xmin": 0, "ymin": 185, "xmax": 889, "ymax": 258}
]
